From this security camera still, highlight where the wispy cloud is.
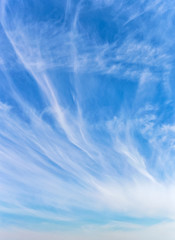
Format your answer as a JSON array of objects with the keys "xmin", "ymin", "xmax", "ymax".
[
  {"xmin": 1, "ymin": 220, "xmax": 175, "ymax": 240},
  {"xmin": 0, "ymin": 0, "xmax": 175, "ymax": 237}
]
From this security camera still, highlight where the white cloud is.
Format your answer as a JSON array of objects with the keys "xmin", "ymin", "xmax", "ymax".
[
  {"xmin": 1, "ymin": 0, "xmax": 175, "ymax": 233},
  {"xmin": 1, "ymin": 220, "xmax": 175, "ymax": 240}
]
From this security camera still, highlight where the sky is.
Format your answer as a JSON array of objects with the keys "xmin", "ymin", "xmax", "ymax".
[{"xmin": 1, "ymin": 0, "xmax": 175, "ymax": 239}]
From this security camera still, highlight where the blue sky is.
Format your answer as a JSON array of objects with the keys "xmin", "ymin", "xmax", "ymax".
[{"xmin": 1, "ymin": 0, "xmax": 175, "ymax": 239}]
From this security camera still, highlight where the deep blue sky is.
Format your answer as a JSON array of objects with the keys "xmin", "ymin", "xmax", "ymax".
[{"xmin": 1, "ymin": 0, "xmax": 175, "ymax": 239}]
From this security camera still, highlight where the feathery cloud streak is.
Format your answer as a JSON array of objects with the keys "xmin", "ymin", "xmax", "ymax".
[{"xmin": 1, "ymin": 0, "xmax": 175, "ymax": 238}]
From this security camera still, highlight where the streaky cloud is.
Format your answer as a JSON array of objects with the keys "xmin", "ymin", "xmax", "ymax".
[{"xmin": 0, "ymin": 0, "xmax": 175, "ymax": 237}]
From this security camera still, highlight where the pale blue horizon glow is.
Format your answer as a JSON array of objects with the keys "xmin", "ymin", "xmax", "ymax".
[{"xmin": 1, "ymin": 0, "xmax": 175, "ymax": 239}]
